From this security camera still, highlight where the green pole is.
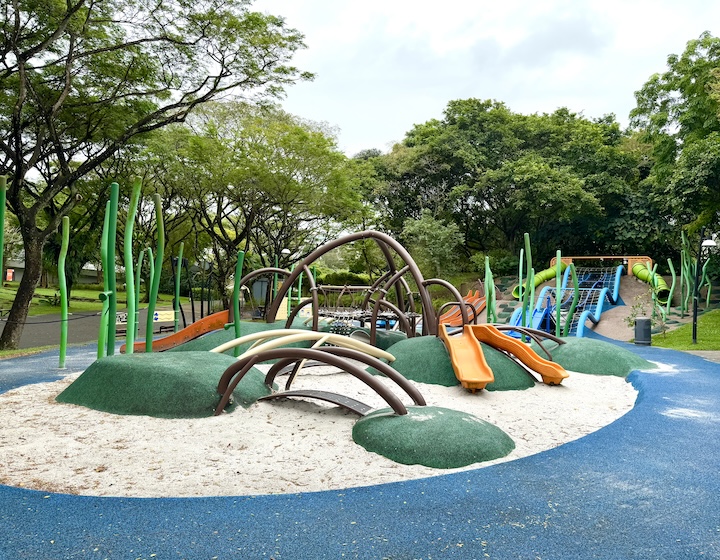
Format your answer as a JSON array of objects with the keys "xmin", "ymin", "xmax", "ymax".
[
  {"xmin": 232, "ymin": 250, "xmax": 245, "ymax": 357},
  {"xmin": 555, "ymin": 251, "xmax": 562, "ymax": 338},
  {"xmin": 134, "ymin": 248, "xmax": 145, "ymax": 338},
  {"xmin": 517, "ymin": 248, "xmax": 525, "ymax": 326},
  {"xmin": 97, "ymin": 201, "xmax": 111, "ymax": 359},
  {"xmin": 123, "ymin": 178, "xmax": 142, "ymax": 354},
  {"xmin": 563, "ymin": 264, "xmax": 580, "ymax": 337},
  {"xmin": 147, "ymin": 247, "xmax": 155, "ymax": 298},
  {"xmin": 666, "ymin": 258, "xmax": 676, "ymax": 318},
  {"xmin": 0, "ymin": 176, "xmax": 6, "ymax": 285},
  {"xmin": 174, "ymin": 242, "xmax": 184, "ymax": 332},
  {"xmin": 485, "ymin": 256, "xmax": 496, "ymax": 323},
  {"xmin": 58, "ymin": 216, "xmax": 70, "ymax": 369},
  {"xmin": 105, "ymin": 182, "xmax": 119, "ymax": 356},
  {"xmin": 145, "ymin": 195, "xmax": 165, "ymax": 353}
]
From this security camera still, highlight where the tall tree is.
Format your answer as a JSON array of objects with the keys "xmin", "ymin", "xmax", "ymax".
[
  {"xmin": 139, "ymin": 102, "xmax": 362, "ymax": 305},
  {"xmin": 0, "ymin": 0, "xmax": 310, "ymax": 348},
  {"xmin": 630, "ymin": 31, "xmax": 720, "ymax": 232}
]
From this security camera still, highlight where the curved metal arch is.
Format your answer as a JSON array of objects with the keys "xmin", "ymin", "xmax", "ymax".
[
  {"xmin": 214, "ymin": 348, "xmax": 410, "ymax": 416},
  {"xmin": 265, "ymin": 230, "xmax": 437, "ymax": 334},
  {"xmin": 209, "ymin": 329, "xmax": 395, "ymax": 363},
  {"xmin": 262, "ymin": 346, "xmax": 426, "ymax": 407}
]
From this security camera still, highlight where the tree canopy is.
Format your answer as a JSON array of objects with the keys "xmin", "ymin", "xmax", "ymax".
[
  {"xmin": 631, "ymin": 31, "xmax": 720, "ymax": 232},
  {"xmin": 0, "ymin": 0, "xmax": 311, "ymax": 348}
]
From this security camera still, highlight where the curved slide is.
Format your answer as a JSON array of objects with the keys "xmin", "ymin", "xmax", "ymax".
[
  {"xmin": 438, "ymin": 324, "xmax": 494, "ymax": 392},
  {"xmin": 439, "ymin": 323, "xmax": 568, "ymax": 390},
  {"xmin": 631, "ymin": 263, "xmax": 670, "ymax": 304},
  {"xmin": 471, "ymin": 324, "xmax": 568, "ymax": 385},
  {"xmin": 439, "ymin": 290, "xmax": 487, "ymax": 327},
  {"xmin": 119, "ymin": 310, "xmax": 230, "ymax": 353}
]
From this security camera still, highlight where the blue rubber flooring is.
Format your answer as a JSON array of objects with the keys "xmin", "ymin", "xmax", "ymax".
[{"xmin": 1, "ymin": 340, "xmax": 719, "ymax": 559}]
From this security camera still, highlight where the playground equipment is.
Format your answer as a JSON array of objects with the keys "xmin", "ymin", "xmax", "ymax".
[
  {"xmin": 120, "ymin": 309, "xmax": 231, "ymax": 353},
  {"xmin": 211, "ymin": 330, "xmax": 426, "ymax": 416},
  {"xmin": 513, "ymin": 263, "xmax": 624, "ymax": 337},
  {"xmin": 439, "ymin": 324, "xmax": 568, "ymax": 391},
  {"xmin": 631, "ymin": 262, "xmax": 670, "ymax": 305}
]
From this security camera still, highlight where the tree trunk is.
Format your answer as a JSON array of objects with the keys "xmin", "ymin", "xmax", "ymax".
[{"xmin": 0, "ymin": 237, "xmax": 44, "ymax": 350}]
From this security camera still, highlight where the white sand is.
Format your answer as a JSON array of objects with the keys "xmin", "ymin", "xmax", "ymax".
[{"xmin": 0, "ymin": 364, "xmax": 637, "ymax": 498}]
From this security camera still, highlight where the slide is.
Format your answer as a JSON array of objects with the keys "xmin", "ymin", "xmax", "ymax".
[
  {"xmin": 438, "ymin": 324, "xmax": 495, "ymax": 392},
  {"xmin": 119, "ymin": 309, "xmax": 230, "ymax": 353},
  {"xmin": 470, "ymin": 324, "xmax": 568, "ymax": 385},
  {"xmin": 439, "ymin": 290, "xmax": 487, "ymax": 327},
  {"xmin": 631, "ymin": 263, "xmax": 671, "ymax": 304}
]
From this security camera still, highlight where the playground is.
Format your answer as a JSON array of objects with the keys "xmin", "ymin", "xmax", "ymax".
[{"xmin": 1, "ymin": 224, "xmax": 719, "ymax": 558}]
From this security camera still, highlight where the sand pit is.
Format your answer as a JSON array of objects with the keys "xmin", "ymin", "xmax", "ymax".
[{"xmin": 0, "ymin": 364, "xmax": 638, "ymax": 498}]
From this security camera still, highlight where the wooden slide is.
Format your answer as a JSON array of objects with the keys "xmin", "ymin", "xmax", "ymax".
[
  {"xmin": 119, "ymin": 310, "xmax": 230, "ymax": 353},
  {"xmin": 470, "ymin": 324, "xmax": 568, "ymax": 386},
  {"xmin": 438, "ymin": 323, "xmax": 495, "ymax": 392}
]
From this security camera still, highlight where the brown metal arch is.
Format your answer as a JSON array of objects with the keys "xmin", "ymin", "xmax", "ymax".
[
  {"xmin": 265, "ymin": 230, "xmax": 437, "ymax": 334},
  {"xmin": 214, "ymin": 347, "xmax": 409, "ymax": 416}
]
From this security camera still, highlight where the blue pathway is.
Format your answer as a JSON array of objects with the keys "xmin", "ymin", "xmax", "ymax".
[{"xmin": 1, "ymin": 341, "xmax": 719, "ymax": 559}]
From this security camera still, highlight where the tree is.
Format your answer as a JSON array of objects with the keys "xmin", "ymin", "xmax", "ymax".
[
  {"xmin": 630, "ymin": 31, "xmax": 720, "ymax": 233},
  {"xmin": 371, "ymin": 99, "xmax": 646, "ymax": 264},
  {"xmin": 402, "ymin": 209, "xmax": 463, "ymax": 278},
  {"xmin": 0, "ymin": 0, "xmax": 310, "ymax": 348},
  {"xmin": 137, "ymin": 102, "xmax": 362, "ymax": 306}
]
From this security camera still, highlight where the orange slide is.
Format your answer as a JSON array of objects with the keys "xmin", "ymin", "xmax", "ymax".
[
  {"xmin": 470, "ymin": 324, "xmax": 569, "ymax": 386},
  {"xmin": 438, "ymin": 324, "xmax": 495, "ymax": 392},
  {"xmin": 119, "ymin": 310, "xmax": 230, "ymax": 353},
  {"xmin": 439, "ymin": 290, "xmax": 487, "ymax": 327}
]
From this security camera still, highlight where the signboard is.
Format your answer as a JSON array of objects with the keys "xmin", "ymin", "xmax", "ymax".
[{"xmin": 153, "ymin": 310, "xmax": 175, "ymax": 323}]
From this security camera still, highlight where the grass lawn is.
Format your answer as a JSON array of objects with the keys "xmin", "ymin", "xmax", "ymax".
[
  {"xmin": 652, "ymin": 309, "xmax": 720, "ymax": 351},
  {"xmin": 1, "ymin": 282, "xmax": 184, "ymax": 316}
]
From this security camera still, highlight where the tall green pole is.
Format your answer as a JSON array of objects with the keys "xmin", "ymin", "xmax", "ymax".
[
  {"xmin": 97, "ymin": 201, "xmax": 111, "ymax": 359},
  {"xmin": 232, "ymin": 250, "xmax": 245, "ymax": 357},
  {"xmin": 105, "ymin": 182, "xmax": 120, "ymax": 356},
  {"xmin": 517, "ymin": 248, "xmax": 525, "ymax": 326},
  {"xmin": 145, "ymin": 195, "xmax": 165, "ymax": 352},
  {"xmin": 0, "ymin": 176, "xmax": 6, "ymax": 285},
  {"xmin": 123, "ymin": 178, "xmax": 142, "ymax": 354},
  {"xmin": 666, "ymin": 258, "xmax": 676, "ymax": 318},
  {"xmin": 485, "ymin": 256, "xmax": 496, "ymax": 323},
  {"xmin": 58, "ymin": 216, "xmax": 70, "ymax": 369},
  {"xmin": 173, "ymin": 242, "xmax": 184, "ymax": 332},
  {"xmin": 555, "ymin": 251, "xmax": 562, "ymax": 338},
  {"xmin": 134, "ymin": 249, "xmax": 146, "ymax": 338}
]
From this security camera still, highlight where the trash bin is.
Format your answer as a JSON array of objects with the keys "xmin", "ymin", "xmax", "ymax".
[{"xmin": 634, "ymin": 317, "xmax": 651, "ymax": 346}]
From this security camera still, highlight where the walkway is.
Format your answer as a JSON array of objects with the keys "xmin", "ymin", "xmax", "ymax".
[{"xmin": 0, "ymin": 339, "xmax": 719, "ymax": 558}]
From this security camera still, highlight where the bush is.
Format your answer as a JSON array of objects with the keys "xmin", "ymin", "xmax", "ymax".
[
  {"xmin": 470, "ymin": 250, "xmax": 520, "ymax": 277},
  {"xmin": 318, "ymin": 270, "xmax": 371, "ymax": 286}
]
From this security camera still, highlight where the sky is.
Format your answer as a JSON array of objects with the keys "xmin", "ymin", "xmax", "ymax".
[{"xmin": 255, "ymin": 0, "xmax": 720, "ymax": 156}]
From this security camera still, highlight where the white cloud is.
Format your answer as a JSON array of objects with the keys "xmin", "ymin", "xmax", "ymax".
[{"xmin": 255, "ymin": 0, "xmax": 720, "ymax": 155}]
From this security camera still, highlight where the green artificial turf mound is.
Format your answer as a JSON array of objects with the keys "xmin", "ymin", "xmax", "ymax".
[
  {"xmin": 386, "ymin": 335, "xmax": 535, "ymax": 390},
  {"xmin": 535, "ymin": 337, "xmax": 656, "ymax": 377},
  {"xmin": 480, "ymin": 343, "xmax": 536, "ymax": 391},
  {"xmin": 167, "ymin": 319, "xmax": 311, "ymax": 354},
  {"xmin": 56, "ymin": 351, "xmax": 271, "ymax": 418},
  {"xmin": 352, "ymin": 406, "xmax": 515, "ymax": 468},
  {"xmin": 386, "ymin": 336, "xmax": 459, "ymax": 386}
]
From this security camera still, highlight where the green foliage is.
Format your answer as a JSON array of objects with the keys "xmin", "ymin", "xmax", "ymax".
[
  {"xmin": 370, "ymin": 99, "xmax": 651, "ymax": 264},
  {"xmin": 317, "ymin": 270, "xmax": 370, "ymax": 286},
  {"xmin": 402, "ymin": 209, "xmax": 463, "ymax": 278},
  {"xmin": 0, "ymin": 0, "xmax": 312, "ymax": 349},
  {"xmin": 631, "ymin": 32, "xmax": 720, "ymax": 232},
  {"xmin": 470, "ymin": 250, "xmax": 519, "ymax": 276}
]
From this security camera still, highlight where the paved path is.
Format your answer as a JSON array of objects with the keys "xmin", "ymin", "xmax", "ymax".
[{"xmin": 1, "ymin": 336, "xmax": 719, "ymax": 558}]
